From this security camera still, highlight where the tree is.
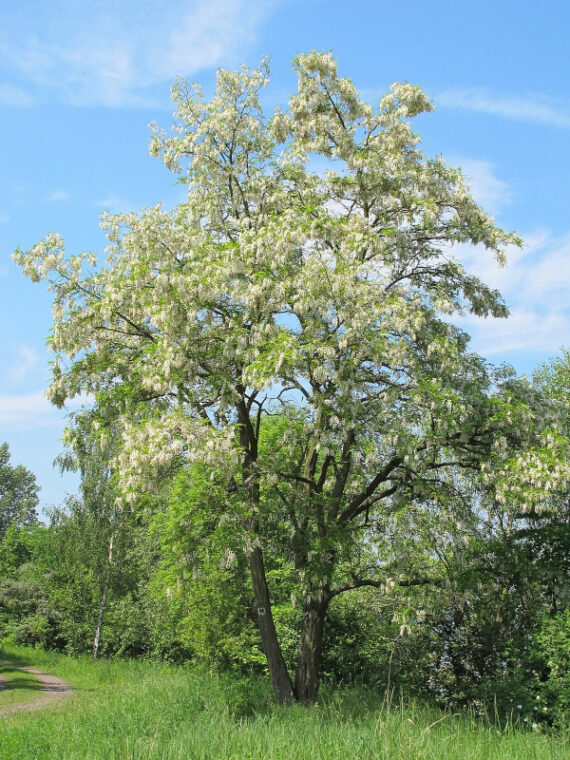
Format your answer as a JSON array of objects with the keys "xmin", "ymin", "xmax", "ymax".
[
  {"xmin": 57, "ymin": 413, "xmax": 122, "ymax": 659},
  {"xmin": 0, "ymin": 442, "xmax": 39, "ymax": 539},
  {"xmin": 15, "ymin": 52, "xmax": 521, "ymax": 703},
  {"xmin": 387, "ymin": 354, "xmax": 570, "ymax": 720},
  {"xmin": 55, "ymin": 413, "xmax": 159, "ymax": 659}
]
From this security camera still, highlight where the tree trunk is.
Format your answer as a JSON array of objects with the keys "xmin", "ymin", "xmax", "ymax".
[
  {"xmin": 92, "ymin": 579, "xmax": 108, "ymax": 660},
  {"xmin": 294, "ymin": 594, "xmax": 328, "ymax": 703},
  {"xmin": 247, "ymin": 544, "xmax": 294, "ymax": 703},
  {"xmin": 92, "ymin": 530, "xmax": 115, "ymax": 661}
]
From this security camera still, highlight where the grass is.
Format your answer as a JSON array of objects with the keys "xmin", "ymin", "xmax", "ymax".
[
  {"xmin": 0, "ymin": 663, "xmax": 44, "ymax": 712},
  {"xmin": 0, "ymin": 644, "xmax": 567, "ymax": 759}
]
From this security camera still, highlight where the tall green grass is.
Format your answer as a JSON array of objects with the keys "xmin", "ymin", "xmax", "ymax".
[{"xmin": 0, "ymin": 645, "xmax": 567, "ymax": 760}]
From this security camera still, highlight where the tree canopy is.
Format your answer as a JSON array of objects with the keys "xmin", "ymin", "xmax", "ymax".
[
  {"xmin": 15, "ymin": 52, "xmax": 525, "ymax": 702},
  {"xmin": 0, "ymin": 442, "xmax": 39, "ymax": 539}
]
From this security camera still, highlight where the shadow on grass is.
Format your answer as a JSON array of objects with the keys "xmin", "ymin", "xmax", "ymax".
[
  {"xmin": 0, "ymin": 662, "xmax": 44, "ymax": 703},
  {"xmin": 0, "ymin": 675, "xmax": 44, "ymax": 693},
  {"xmin": 0, "ymin": 653, "xmax": 98, "ymax": 698}
]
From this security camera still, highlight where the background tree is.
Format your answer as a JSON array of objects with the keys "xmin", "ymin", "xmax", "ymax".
[
  {"xmin": 57, "ymin": 414, "xmax": 125, "ymax": 659},
  {"xmin": 15, "ymin": 52, "xmax": 521, "ymax": 703},
  {"xmin": 53, "ymin": 412, "xmax": 164, "ymax": 659},
  {"xmin": 373, "ymin": 357, "xmax": 570, "ymax": 725},
  {"xmin": 0, "ymin": 443, "xmax": 39, "ymax": 539}
]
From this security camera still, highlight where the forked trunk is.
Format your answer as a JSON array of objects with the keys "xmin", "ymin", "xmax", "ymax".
[
  {"xmin": 247, "ymin": 544, "xmax": 294, "ymax": 703},
  {"xmin": 294, "ymin": 595, "xmax": 328, "ymax": 703}
]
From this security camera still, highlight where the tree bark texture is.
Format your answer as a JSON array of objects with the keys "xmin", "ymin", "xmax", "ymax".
[
  {"xmin": 294, "ymin": 595, "xmax": 328, "ymax": 703},
  {"xmin": 247, "ymin": 544, "xmax": 294, "ymax": 703}
]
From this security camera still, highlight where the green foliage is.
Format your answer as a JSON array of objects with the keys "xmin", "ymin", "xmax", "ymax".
[
  {"xmin": 0, "ymin": 564, "xmax": 59, "ymax": 647},
  {"xmin": 320, "ymin": 589, "xmax": 396, "ymax": 686},
  {"xmin": 0, "ymin": 443, "xmax": 39, "ymax": 539},
  {"xmin": 0, "ymin": 523, "xmax": 45, "ymax": 575},
  {"xmin": 148, "ymin": 465, "xmax": 268, "ymax": 669},
  {"xmin": 534, "ymin": 611, "xmax": 570, "ymax": 728}
]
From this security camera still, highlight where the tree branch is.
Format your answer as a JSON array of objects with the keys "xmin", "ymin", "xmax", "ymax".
[
  {"xmin": 328, "ymin": 575, "xmax": 442, "ymax": 601},
  {"xmin": 339, "ymin": 455, "xmax": 403, "ymax": 523}
]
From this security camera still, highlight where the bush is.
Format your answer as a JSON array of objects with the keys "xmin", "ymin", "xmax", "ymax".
[
  {"xmin": 320, "ymin": 590, "xmax": 396, "ymax": 687},
  {"xmin": 534, "ymin": 610, "xmax": 570, "ymax": 728},
  {"xmin": 0, "ymin": 564, "xmax": 61, "ymax": 648}
]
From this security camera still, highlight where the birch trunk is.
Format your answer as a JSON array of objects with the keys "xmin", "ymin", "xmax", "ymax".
[{"xmin": 92, "ymin": 531, "xmax": 115, "ymax": 661}]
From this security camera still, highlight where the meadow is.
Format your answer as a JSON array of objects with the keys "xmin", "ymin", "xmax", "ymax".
[{"xmin": 0, "ymin": 646, "xmax": 567, "ymax": 760}]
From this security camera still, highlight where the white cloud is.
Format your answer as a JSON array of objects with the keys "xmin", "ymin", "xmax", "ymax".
[
  {"xmin": 7, "ymin": 346, "xmax": 39, "ymax": 382},
  {"xmin": 0, "ymin": 391, "xmax": 59, "ymax": 428},
  {"xmin": 458, "ymin": 232, "xmax": 570, "ymax": 310},
  {"xmin": 455, "ymin": 230, "xmax": 570, "ymax": 361},
  {"xmin": 46, "ymin": 190, "xmax": 70, "ymax": 203},
  {"xmin": 0, "ymin": 213, "xmax": 8, "ymax": 223},
  {"xmin": 440, "ymin": 157, "xmax": 570, "ymax": 362},
  {"xmin": 0, "ymin": 391, "xmax": 93, "ymax": 430},
  {"xmin": 437, "ymin": 88, "xmax": 570, "ymax": 129},
  {"xmin": 162, "ymin": 0, "xmax": 270, "ymax": 78},
  {"xmin": 0, "ymin": 0, "xmax": 277, "ymax": 107},
  {"xmin": 95, "ymin": 194, "xmax": 136, "ymax": 214},
  {"xmin": 459, "ymin": 309, "xmax": 570, "ymax": 358},
  {"xmin": 0, "ymin": 83, "xmax": 34, "ymax": 107},
  {"xmin": 448, "ymin": 157, "xmax": 512, "ymax": 214}
]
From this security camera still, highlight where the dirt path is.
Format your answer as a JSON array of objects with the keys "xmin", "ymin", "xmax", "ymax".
[{"xmin": 0, "ymin": 662, "xmax": 72, "ymax": 717}]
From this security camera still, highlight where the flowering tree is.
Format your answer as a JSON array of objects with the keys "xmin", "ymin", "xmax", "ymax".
[{"xmin": 15, "ymin": 52, "xmax": 521, "ymax": 702}]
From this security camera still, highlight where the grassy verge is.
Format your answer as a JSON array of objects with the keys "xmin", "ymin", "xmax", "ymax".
[{"xmin": 0, "ymin": 644, "xmax": 567, "ymax": 760}]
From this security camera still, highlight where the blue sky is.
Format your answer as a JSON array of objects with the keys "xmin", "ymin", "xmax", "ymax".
[{"xmin": 1, "ymin": 0, "xmax": 569, "ymax": 509}]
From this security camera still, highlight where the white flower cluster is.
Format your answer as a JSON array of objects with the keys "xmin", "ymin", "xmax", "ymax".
[
  {"xmin": 490, "ymin": 431, "xmax": 570, "ymax": 513},
  {"xmin": 114, "ymin": 414, "xmax": 237, "ymax": 506}
]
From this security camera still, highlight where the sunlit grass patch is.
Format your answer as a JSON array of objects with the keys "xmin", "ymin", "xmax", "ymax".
[{"xmin": 0, "ymin": 664, "xmax": 44, "ymax": 711}]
